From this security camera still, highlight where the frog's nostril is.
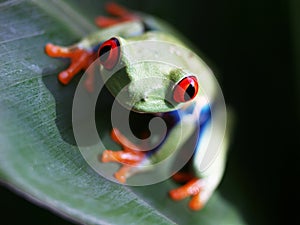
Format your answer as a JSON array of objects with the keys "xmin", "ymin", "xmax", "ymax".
[{"xmin": 140, "ymin": 96, "xmax": 148, "ymax": 102}]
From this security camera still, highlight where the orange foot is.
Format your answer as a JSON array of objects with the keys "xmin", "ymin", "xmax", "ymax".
[
  {"xmin": 45, "ymin": 43, "xmax": 97, "ymax": 88},
  {"xmin": 169, "ymin": 176, "xmax": 206, "ymax": 211},
  {"xmin": 95, "ymin": 2, "xmax": 139, "ymax": 28},
  {"xmin": 100, "ymin": 128, "xmax": 146, "ymax": 183}
]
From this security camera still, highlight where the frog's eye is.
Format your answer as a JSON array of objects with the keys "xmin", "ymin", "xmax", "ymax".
[
  {"xmin": 173, "ymin": 76, "xmax": 198, "ymax": 103},
  {"xmin": 98, "ymin": 37, "xmax": 120, "ymax": 70}
]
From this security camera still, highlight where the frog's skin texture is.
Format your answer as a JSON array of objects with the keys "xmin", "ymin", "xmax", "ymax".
[{"xmin": 45, "ymin": 2, "xmax": 229, "ymax": 211}]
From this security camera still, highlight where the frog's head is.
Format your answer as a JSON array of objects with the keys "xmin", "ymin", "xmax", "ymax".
[{"xmin": 97, "ymin": 37, "xmax": 199, "ymax": 113}]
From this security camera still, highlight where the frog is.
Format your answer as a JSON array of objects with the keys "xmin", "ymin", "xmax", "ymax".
[{"xmin": 45, "ymin": 2, "xmax": 229, "ymax": 211}]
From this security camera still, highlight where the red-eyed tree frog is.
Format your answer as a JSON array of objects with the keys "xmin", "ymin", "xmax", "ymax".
[{"xmin": 45, "ymin": 3, "xmax": 230, "ymax": 211}]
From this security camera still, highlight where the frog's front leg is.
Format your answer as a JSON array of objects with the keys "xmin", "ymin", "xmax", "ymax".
[
  {"xmin": 45, "ymin": 43, "xmax": 97, "ymax": 87},
  {"xmin": 45, "ymin": 3, "xmax": 141, "ymax": 88},
  {"xmin": 100, "ymin": 128, "xmax": 147, "ymax": 183}
]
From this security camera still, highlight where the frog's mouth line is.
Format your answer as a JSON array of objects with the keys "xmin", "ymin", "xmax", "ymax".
[{"xmin": 120, "ymin": 96, "xmax": 178, "ymax": 114}]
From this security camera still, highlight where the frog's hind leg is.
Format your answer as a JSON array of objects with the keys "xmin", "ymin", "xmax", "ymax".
[
  {"xmin": 169, "ymin": 135, "xmax": 228, "ymax": 211},
  {"xmin": 169, "ymin": 177, "xmax": 207, "ymax": 211},
  {"xmin": 95, "ymin": 2, "xmax": 139, "ymax": 28}
]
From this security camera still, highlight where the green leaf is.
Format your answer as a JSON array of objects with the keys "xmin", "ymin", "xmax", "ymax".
[{"xmin": 0, "ymin": 0, "xmax": 246, "ymax": 224}]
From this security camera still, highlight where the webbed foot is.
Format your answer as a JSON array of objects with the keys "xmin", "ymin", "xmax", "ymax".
[
  {"xmin": 169, "ymin": 177, "xmax": 206, "ymax": 210},
  {"xmin": 100, "ymin": 128, "xmax": 146, "ymax": 183},
  {"xmin": 45, "ymin": 43, "xmax": 97, "ymax": 87}
]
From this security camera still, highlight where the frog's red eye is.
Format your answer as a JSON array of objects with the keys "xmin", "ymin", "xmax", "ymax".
[
  {"xmin": 173, "ymin": 76, "xmax": 198, "ymax": 103},
  {"xmin": 98, "ymin": 37, "xmax": 120, "ymax": 70}
]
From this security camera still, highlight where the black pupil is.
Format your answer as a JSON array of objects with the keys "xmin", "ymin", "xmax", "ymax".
[
  {"xmin": 99, "ymin": 45, "xmax": 111, "ymax": 61},
  {"xmin": 184, "ymin": 84, "xmax": 195, "ymax": 101}
]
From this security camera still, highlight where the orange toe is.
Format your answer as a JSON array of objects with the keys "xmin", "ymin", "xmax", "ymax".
[{"xmin": 189, "ymin": 194, "xmax": 204, "ymax": 211}]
